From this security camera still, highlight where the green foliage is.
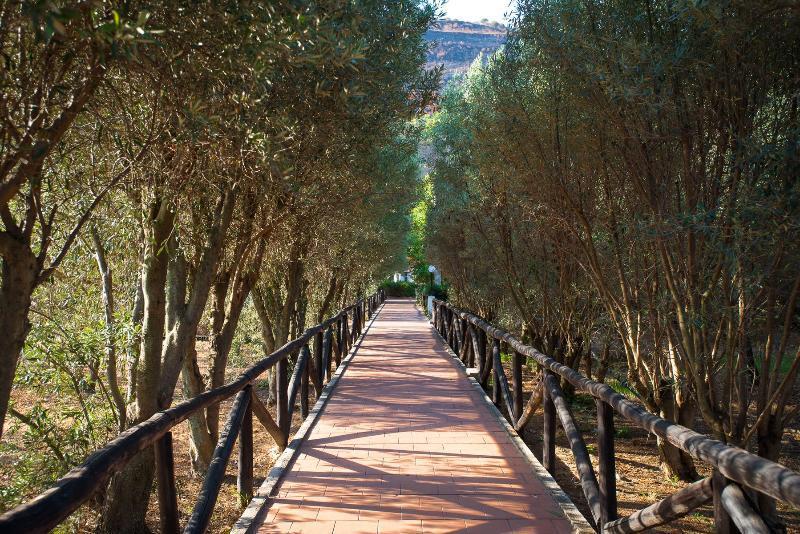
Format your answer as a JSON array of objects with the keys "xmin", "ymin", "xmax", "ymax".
[
  {"xmin": 228, "ymin": 299, "xmax": 263, "ymax": 368},
  {"xmin": 1, "ymin": 312, "xmax": 119, "ymax": 510},
  {"xmin": 407, "ymin": 176, "xmax": 433, "ymax": 280},
  {"xmin": 606, "ymin": 379, "xmax": 640, "ymax": 401},
  {"xmin": 379, "ymin": 280, "xmax": 417, "ymax": 298},
  {"xmin": 418, "ymin": 282, "xmax": 448, "ymax": 300},
  {"xmin": 614, "ymin": 426, "xmax": 632, "ymax": 439}
]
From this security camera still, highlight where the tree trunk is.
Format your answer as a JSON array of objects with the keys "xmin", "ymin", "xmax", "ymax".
[
  {"xmin": 596, "ymin": 343, "xmax": 610, "ymax": 383},
  {"xmin": 98, "ymin": 448, "xmax": 155, "ymax": 534},
  {"xmin": 99, "ymin": 199, "xmax": 174, "ymax": 533},
  {"xmin": 126, "ymin": 273, "xmax": 144, "ymax": 405},
  {"xmin": 252, "ymin": 289, "xmax": 278, "ymax": 405},
  {"xmin": 657, "ymin": 388, "xmax": 699, "ymax": 482},
  {"xmin": 757, "ymin": 413, "xmax": 784, "ymax": 530},
  {"xmin": 91, "ymin": 226, "xmax": 127, "ymax": 430},
  {"xmin": 182, "ymin": 342, "xmax": 214, "ymax": 473},
  {"xmin": 157, "ymin": 187, "xmax": 236, "ymax": 409},
  {"xmin": 267, "ymin": 367, "xmax": 278, "ymax": 405},
  {"xmin": 0, "ymin": 241, "xmax": 37, "ymax": 442},
  {"xmin": 253, "ymin": 249, "xmax": 304, "ymax": 407},
  {"xmin": 657, "ymin": 438, "xmax": 699, "ymax": 482},
  {"xmin": 160, "ymin": 187, "xmax": 237, "ymax": 473},
  {"xmin": 203, "ymin": 235, "xmax": 263, "ymax": 442},
  {"xmin": 206, "ymin": 275, "xmax": 253, "ymax": 441}
]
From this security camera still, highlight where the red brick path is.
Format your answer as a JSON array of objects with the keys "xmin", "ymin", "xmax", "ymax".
[{"xmin": 256, "ymin": 299, "xmax": 574, "ymax": 533}]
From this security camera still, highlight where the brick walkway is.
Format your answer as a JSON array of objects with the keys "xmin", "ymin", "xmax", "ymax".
[{"xmin": 255, "ymin": 299, "xmax": 574, "ymax": 533}]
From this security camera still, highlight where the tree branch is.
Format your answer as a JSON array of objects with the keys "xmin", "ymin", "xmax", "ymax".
[{"xmin": 37, "ymin": 142, "xmax": 151, "ymax": 285}]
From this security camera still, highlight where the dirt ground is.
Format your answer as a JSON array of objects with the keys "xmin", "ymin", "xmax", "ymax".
[{"xmin": 0, "ymin": 377, "xmax": 314, "ymax": 534}]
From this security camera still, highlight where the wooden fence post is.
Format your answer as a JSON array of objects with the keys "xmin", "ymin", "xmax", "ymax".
[
  {"xmin": 335, "ymin": 318, "xmax": 343, "ymax": 365},
  {"xmin": 322, "ymin": 327, "xmax": 332, "ymax": 382},
  {"xmin": 277, "ymin": 355, "xmax": 289, "ymax": 443},
  {"xmin": 451, "ymin": 313, "xmax": 458, "ymax": 352},
  {"xmin": 154, "ymin": 431, "xmax": 179, "ymax": 534},
  {"xmin": 341, "ymin": 316, "xmax": 347, "ymax": 354},
  {"xmin": 597, "ymin": 399, "xmax": 617, "ymax": 526},
  {"xmin": 512, "ymin": 351, "xmax": 524, "ymax": 422},
  {"xmin": 713, "ymin": 469, "xmax": 737, "ymax": 534},
  {"xmin": 238, "ymin": 386, "xmax": 254, "ymax": 504},
  {"xmin": 469, "ymin": 328, "xmax": 476, "ymax": 368},
  {"xmin": 447, "ymin": 310, "xmax": 454, "ymax": 348},
  {"xmin": 471, "ymin": 325, "xmax": 480, "ymax": 366},
  {"xmin": 460, "ymin": 318, "xmax": 468, "ymax": 356},
  {"xmin": 460, "ymin": 324, "xmax": 471, "ymax": 364},
  {"xmin": 313, "ymin": 331, "xmax": 323, "ymax": 396},
  {"xmin": 343, "ymin": 314, "xmax": 349, "ymax": 353},
  {"xmin": 301, "ymin": 346, "xmax": 310, "ymax": 418},
  {"xmin": 452, "ymin": 316, "xmax": 461, "ymax": 355},
  {"xmin": 478, "ymin": 329, "xmax": 490, "ymax": 387},
  {"xmin": 451, "ymin": 312, "xmax": 456, "ymax": 350},
  {"xmin": 492, "ymin": 338, "xmax": 501, "ymax": 406},
  {"xmin": 543, "ymin": 373, "xmax": 556, "ymax": 475},
  {"xmin": 343, "ymin": 314, "xmax": 351, "ymax": 352}
]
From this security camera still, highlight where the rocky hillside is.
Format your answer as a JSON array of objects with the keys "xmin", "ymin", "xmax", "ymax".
[{"xmin": 425, "ymin": 19, "xmax": 506, "ymax": 86}]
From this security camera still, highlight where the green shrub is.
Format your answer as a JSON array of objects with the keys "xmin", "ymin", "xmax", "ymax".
[
  {"xmin": 607, "ymin": 378, "xmax": 639, "ymax": 400},
  {"xmin": 379, "ymin": 280, "xmax": 416, "ymax": 297},
  {"xmin": 418, "ymin": 282, "xmax": 448, "ymax": 300}
]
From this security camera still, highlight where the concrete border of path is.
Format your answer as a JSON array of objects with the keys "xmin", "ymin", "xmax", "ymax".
[
  {"xmin": 232, "ymin": 302, "xmax": 386, "ymax": 534},
  {"xmin": 419, "ymin": 304, "xmax": 595, "ymax": 534}
]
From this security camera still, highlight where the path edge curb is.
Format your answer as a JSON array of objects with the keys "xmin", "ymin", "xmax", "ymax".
[
  {"xmin": 232, "ymin": 302, "xmax": 386, "ymax": 534},
  {"xmin": 423, "ymin": 307, "xmax": 595, "ymax": 534}
]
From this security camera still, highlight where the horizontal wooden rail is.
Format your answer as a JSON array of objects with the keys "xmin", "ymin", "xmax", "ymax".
[
  {"xmin": 603, "ymin": 477, "xmax": 713, "ymax": 533},
  {"xmin": 432, "ymin": 299, "xmax": 800, "ymax": 532},
  {"xmin": 0, "ymin": 290, "xmax": 385, "ymax": 533}
]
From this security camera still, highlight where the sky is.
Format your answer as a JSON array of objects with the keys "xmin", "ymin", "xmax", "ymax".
[{"xmin": 442, "ymin": 0, "xmax": 513, "ymax": 23}]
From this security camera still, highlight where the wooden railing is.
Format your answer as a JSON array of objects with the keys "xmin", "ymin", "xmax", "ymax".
[
  {"xmin": 433, "ymin": 299, "xmax": 800, "ymax": 534},
  {"xmin": 0, "ymin": 290, "xmax": 385, "ymax": 534}
]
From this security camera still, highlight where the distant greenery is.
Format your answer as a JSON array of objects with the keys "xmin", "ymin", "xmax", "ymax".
[
  {"xmin": 379, "ymin": 281, "xmax": 417, "ymax": 297},
  {"xmin": 418, "ymin": 282, "xmax": 448, "ymax": 301},
  {"xmin": 407, "ymin": 176, "xmax": 433, "ymax": 282},
  {"xmin": 386, "ymin": 172, "xmax": 451, "ymax": 303}
]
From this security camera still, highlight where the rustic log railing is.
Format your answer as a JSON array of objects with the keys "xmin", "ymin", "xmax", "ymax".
[
  {"xmin": 0, "ymin": 290, "xmax": 385, "ymax": 534},
  {"xmin": 432, "ymin": 299, "xmax": 799, "ymax": 533}
]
